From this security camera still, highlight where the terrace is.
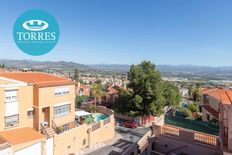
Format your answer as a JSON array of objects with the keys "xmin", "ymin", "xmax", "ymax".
[
  {"xmin": 153, "ymin": 125, "xmax": 221, "ymax": 155},
  {"xmin": 52, "ymin": 106, "xmax": 113, "ymax": 135}
]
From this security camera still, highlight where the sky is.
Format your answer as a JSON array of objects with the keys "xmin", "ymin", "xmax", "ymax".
[{"xmin": 0, "ymin": 0, "xmax": 232, "ymax": 66}]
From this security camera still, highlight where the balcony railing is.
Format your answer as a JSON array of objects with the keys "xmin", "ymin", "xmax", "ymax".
[
  {"xmin": 161, "ymin": 125, "xmax": 179, "ymax": 136},
  {"xmin": 194, "ymin": 133, "xmax": 217, "ymax": 147},
  {"xmin": 92, "ymin": 122, "xmax": 100, "ymax": 131},
  {"xmin": 52, "ymin": 120, "xmax": 78, "ymax": 134},
  {"xmin": 103, "ymin": 117, "xmax": 110, "ymax": 125},
  {"xmin": 0, "ymin": 142, "xmax": 11, "ymax": 151}
]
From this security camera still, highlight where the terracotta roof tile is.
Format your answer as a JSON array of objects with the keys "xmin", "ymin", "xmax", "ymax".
[
  {"xmin": 0, "ymin": 72, "xmax": 74, "ymax": 87},
  {"xmin": 203, "ymin": 88, "xmax": 232, "ymax": 105},
  {"xmin": 0, "ymin": 127, "xmax": 45, "ymax": 145}
]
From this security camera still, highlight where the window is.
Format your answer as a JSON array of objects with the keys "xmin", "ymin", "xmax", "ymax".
[
  {"xmin": 83, "ymin": 139, "xmax": 86, "ymax": 145},
  {"xmin": 63, "ymin": 124, "xmax": 69, "ymax": 131},
  {"xmin": 27, "ymin": 110, "xmax": 34, "ymax": 118},
  {"xmin": 5, "ymin": 114, "xmax": 19, "ymax": 127},
  {"xmin": 5, "ymin": 90, "xmax": 17, "ymax": 102},
  {"xmin": 54, "ymin": 104, "xmax": 70, "ymax": 117},
  {"xmin": 207, "ymin": 113, "xmax": 210, "ymax": 121},
  {"xmin": 54, "ymin": 86, "xmax": 70, "ymax": 96}
]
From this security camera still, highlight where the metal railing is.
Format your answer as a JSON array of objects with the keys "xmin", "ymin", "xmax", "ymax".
[
  {"xmin": 0, "ymin": 142, "xmax": 11, "ymax": 151},
  {"xmin": 40, "ymin": 123, "xmax": 50, "ymax": 138},
  {"xmin": 103, "ymin": 117, "xmax": 111, "ymax": 125},
  {"xmin": 52, "ymin": 120, "xmax": 77, "ymax": 134},
  {"xmin": 92, "ymin": 122, "xmax": 100, "ymax": 131}
]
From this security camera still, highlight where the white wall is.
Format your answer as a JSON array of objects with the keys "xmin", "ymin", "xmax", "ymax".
[
  {"xmin": 15, "ymin": 142, "xmax": 42, "ymax": 155},
  {"xmin": 46, "ymin": 137, "xmax": 53, "ymax": 155}
]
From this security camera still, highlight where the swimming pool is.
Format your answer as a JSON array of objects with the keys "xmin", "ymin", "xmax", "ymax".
[{"xmin": 95, "ymin": 113, "xmax": 108, "ymax": 122}]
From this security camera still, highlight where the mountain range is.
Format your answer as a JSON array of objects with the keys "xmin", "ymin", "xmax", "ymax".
[{"xmin": 1, "ymin": 59, "xmax": 232, "ymax": 79}]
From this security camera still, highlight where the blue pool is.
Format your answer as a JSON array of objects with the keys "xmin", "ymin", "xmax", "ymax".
[{"xmin": 95, "ymin": 113, "xmax": 108, "ymax": 121}]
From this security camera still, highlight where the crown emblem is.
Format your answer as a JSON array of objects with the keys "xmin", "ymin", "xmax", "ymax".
[{"xmin": 23, "ymin": 20, "xmax": 49, "ymax": 31}]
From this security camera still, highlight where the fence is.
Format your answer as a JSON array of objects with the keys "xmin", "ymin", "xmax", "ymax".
[{"xmin": 165, "ymin": 115, "xmax": 219, "ymax": 136}]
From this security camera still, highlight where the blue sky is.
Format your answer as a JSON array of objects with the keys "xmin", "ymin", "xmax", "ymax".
[{"xmin": 0, "ymin": 0, "xmax": 232, "ymax": 66}]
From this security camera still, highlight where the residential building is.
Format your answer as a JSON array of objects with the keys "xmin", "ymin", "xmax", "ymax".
[
  {"xmin": 77, "ymin": 83, "xmax": 91, "ymax": 96},
  {"xmin": 201, "ymin": 88, "xmax": 222, "ymax": 122},
  {"xmin": 0, "ymin": 72, "xmax": 115, "ymax": 155},
  {"xmin": 201, "ymin": 88, "xmax": 232, "ymax": 154}
]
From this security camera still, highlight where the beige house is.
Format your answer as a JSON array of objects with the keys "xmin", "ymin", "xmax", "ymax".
[
  {"xmin": 0, "ymin": 72, "xmax": 115, "ymax": 155},
  {"xmin": 201, "ymin": 88, "xmax": 221, "ymax": 122},
  {"xmin": 201, "ymin": 88, "xmax": 232, "ymax": 155}
]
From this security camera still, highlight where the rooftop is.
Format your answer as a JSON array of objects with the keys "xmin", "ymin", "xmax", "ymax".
[
  {"xmin": 88, "ymin": 127, "xmax": 150, "ymax": 155},
  {"xmin": 202, "ymin": 88, "xmax": 232, "ymax": 105},
  {"xmin": 0, "ymin": 127, "xmax": 45, "ymax": 145},
  {"xmin": 0, "ymin": 72, "xmax": 74, "ymax": 87}
]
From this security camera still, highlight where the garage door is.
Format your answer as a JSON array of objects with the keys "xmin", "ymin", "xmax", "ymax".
[{"xmin": 15, "ymin": 142, "xmax": 41, "ymax": 155}]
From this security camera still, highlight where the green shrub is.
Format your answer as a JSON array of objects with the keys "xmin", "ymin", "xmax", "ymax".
[
  {"xmin": 85, "ymin": 104, "xmax": 96, "ymax": 113},
  {"xmin": 56, "ymin": 126, "xmax": 64, "ymax": 134},
  {"xmin": 189, "ymin": 103, "xmax": 199, "ymax": 113},
  {"xmin": 177, "ymin": 107, "xmax": 192, "ymax": 118}
]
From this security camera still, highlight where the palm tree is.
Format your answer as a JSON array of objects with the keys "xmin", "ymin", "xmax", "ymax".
[{"xmin": 91, "ymin": 83, "xmax": 106, "ymax": 113}]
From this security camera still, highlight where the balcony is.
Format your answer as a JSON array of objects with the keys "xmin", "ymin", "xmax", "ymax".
[
  {"xmin": 154, "ymin": 125, "xmax": 220, "ymax": 155},
  {"xmin": 52, "ymin": 121, "xmax": 78, "ymax": 134}
]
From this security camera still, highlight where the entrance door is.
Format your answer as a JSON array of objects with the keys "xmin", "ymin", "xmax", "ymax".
[{"xmin": 42, "ymin": 107, "xmax": 50, "ymax": 127}]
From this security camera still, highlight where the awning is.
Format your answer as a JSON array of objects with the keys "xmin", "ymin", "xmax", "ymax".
[{"xmin": 75, "ymin": 110, "xmax": 91, "ymax": 117}]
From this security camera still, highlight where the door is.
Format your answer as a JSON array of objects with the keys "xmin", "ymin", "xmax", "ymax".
[{"xmin": 42, "ymin": 107, "xmax": 50, "ymax": 127}]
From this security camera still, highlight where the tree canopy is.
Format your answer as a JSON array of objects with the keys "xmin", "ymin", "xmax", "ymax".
[
  {"xmin": 113, "ymin": 61, "xmax": 181, "ymax": 116},
  {"xmin": 91, "ymin": 83, "xmax": 106, "ymax": 103},
  {"xmin": 163, "ymin": 81, "xmax": 181, "ymax": 107}
]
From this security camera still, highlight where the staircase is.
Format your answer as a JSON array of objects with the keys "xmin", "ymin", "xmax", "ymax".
[
  {"xmin": 45, "ymin": 127, "xmax": 56, "ymax": 138},
  {"xmin": 41, "ymin": 125, "xmax": 56, "ymax": 138}
]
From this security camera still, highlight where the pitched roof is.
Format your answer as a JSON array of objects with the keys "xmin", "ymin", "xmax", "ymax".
[
  {"xmin": 203, "ymin": 88, "xmax": 232, "ymax": 105},
  {"xmin": 0, "ymin": 72, "xmax": 74, "ymax": 87},
  {"xmin": 0, "ymin": 127, "xmax": 45, "ymax": 145}
]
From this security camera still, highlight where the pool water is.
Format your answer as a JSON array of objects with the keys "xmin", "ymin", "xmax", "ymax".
[{"xmin": 95, "ymin": 114, "xmax": 108, "ymax": 121}]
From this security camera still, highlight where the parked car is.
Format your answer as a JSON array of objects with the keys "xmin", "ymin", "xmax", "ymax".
[{"xmin": 120, "ymin": 121, "xmax": 137, "ymax": 128}]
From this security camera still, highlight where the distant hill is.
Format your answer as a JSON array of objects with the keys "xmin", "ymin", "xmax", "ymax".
[
  {"xmin": 1, "ymin": 59, "xmax": 232, "ymax": 80},
  {"xmin": 0, "ymin": 59, "xmax": 90, "ymax": 71},
  {"xmin": 88, "ymin": 64, "xmax": 130, "ymax": 72}
]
